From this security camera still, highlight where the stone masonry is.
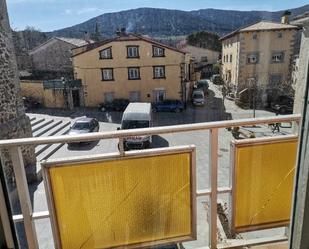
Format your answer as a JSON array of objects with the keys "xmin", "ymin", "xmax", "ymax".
[{"xmin": 0, "ymin": 0, "xmax": 36, "ymax": 180}]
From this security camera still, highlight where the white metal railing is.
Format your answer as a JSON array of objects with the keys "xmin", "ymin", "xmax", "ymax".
[{"xmin": 0, "ymin": 114, "xmax": 301, "ymax": 249}]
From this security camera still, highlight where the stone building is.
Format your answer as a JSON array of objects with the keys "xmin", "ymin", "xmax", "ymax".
[
  {"xmin": 29, "ymin": 37, "xmax": 93, "ymax": 78},
  {"xmin": 0, "ymin": 0, "xmax": 36, "ymax": 179}
]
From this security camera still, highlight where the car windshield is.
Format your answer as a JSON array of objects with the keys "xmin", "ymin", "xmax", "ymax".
[
  {"xmin": 122, "ymin": 120, "xmax": 149, "ymax": 129},
  {"xmin": 193, "ymin": 93, "xmax": 204, "ymax": 99},
  {"xmin": 72, "ymin": 122, "xmax": 90, "ymax": 130}
]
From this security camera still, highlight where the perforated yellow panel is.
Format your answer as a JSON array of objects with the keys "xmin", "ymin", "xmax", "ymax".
[
  {"xmin": 47, "ymin": 152, "xmax": 195, "ymax": 249},
  {"xmin": 233, "ymin": 138, "xmax": 298, "ymax": 232}
]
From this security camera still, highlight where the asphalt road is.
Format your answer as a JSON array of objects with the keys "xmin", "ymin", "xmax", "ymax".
[{"xmin": 20, "ymin": 81, "xmax": 287, "ymax": 248}]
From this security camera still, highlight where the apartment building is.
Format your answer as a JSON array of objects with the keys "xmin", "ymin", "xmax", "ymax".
[
  {"xmin": 220, "ymin": 14, "xmax": 300, "ymax": 104},
  {"xmin": 72, "ymin": 33, "xmax": 193, "ymax": 107}
]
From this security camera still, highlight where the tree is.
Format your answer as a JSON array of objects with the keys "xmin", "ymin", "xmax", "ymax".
[
  {"xmin": 91, "ymin": 22, "xmax": 102, "ymax": 42},
  {"xmin": 187, "ymin": 31, "xmax": 221, "ymax": 52}
]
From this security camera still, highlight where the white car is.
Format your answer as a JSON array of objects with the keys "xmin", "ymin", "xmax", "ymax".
[{"xmin": 192, "ymin": 90, "xmax": 205, "ymax": 106}]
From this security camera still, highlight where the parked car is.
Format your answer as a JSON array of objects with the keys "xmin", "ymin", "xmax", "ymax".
[
  {"xmin": 68, "ymin": 117, "xmax": 99, "ymax": 145},
  {"xmin": 271, "ymin": 95, "xmax": 294, "ymax": 114},
  {"xmin": 211, "ymin": 74, "xmax": 223, "ymax": 85},
  {"xmin": 99, "ymin": 98, "xmax": 130, "ymax": 111},
  {"xmin": 194, "ymin": 79, "xmax": 209, "ymax": 94},
  {"xmin": 23, "ymin": 97, "xmax": 41, "ymax": 110},
  {"xmin": 192, "ymin": 90, "xmax": 205, "ymax": 106},
  {"xmin": 152, "ymin": 100, "xmax": 185, "ymax": 113}
]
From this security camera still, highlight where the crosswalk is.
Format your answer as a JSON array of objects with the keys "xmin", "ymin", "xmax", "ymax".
[{"xmin": 28, "ymin": 115, "xmax": 72, "ymax": 179}]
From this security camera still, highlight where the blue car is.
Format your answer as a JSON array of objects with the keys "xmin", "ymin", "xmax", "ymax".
[{"xmin": 152, "ymin": 100, "xmax": 185, "ymax": 113}]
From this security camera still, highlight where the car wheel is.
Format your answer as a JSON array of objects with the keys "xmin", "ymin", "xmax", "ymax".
[
  {"xmin": 175, "ymin": 108, "xmax": 180, "ymax": 113},
  {"xmin": 100, "ymin": 107, "xmax": 106, "ymax": 112},
  {"xmin": 279, "ymin": 107, "xmax": 287, "ymax": 115},
  {"xmin": 152, "ymin": 108, "xmax": 157, "ymax": 113}
]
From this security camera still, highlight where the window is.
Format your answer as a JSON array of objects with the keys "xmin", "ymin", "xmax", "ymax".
[
  {"xmin": 129, "ymin": 91, "xmax": 141, "ymax": 102},
  {"xmin": 101, "ymin": 68, "xmax": 114, "ymax": 81},
  {"xmin": 128, "ymin": 67, "xmax": 140, "ymax": 80},
  {"xmin": 201, "ymin": 56, "xmax": 208, "ymax": 62},
  {"xmin": 153, "ymin": 66, "xmax": 165, "ymax": 79},
  {"xmin": 104, "ymin": 92, "xmax": 114, "ymax": 103},
  {"xmin": 153, "ymin": 46, "xmax": 165, "ymax": 57},
  {"xmin": 154, "ymin": 89, "xmax": 166, "ymax": 102},
  {"xmin": 230, "ymin": 54, "xmax": 232, "ymax": 63},
  {"xmin": 223, "ymin": 55, "xmax": 225, "ymax": 63},
  {"xmin": 278, "ymin": 32, "xmax": 283, "ymax": 38},
  {"xmin": 272, "ymin": 52, "xmax": 285, "ymax": 63},
  {"xmin": 247, "ymin": 53, "xmax": 259, "ymax": 64},
  {"xmin": 253, "ymin": 33, "xmax": 258, "ymax": 40},
  {"xmin": 99, "ymin": 47, "xmax": 112, "ymax": 59},
  {"xmin": 269, "ymin": 74, "xmax": 283, "ymax": 87},
  {"xmin": 127, "ymin": 46, "xmax": 139, "ymax": 58}
]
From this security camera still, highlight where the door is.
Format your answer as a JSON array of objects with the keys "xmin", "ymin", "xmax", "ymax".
[
  {"xmin": 129, "ymin": 91, "xmax": 141, "ymax": 102},
  {"xmin": 104, "ymin": 92, "xmax": 114, "ymax": 103},
  {"xmin": 72, "ymin": 89, "xmax": 80, "ymax": 107},
  {"xmin": 154, "ymin": 90, "xmax": 166, "ymax": 103}
]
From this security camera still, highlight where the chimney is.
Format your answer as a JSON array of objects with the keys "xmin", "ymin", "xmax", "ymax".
[
  {"xmin": 84, "ymin": 31, "xmax": 91, "ymax": 44},
  {"xmin": 115, "ymin": 28, "xmax": 121, "ymax": 36},
  {"xmin": 121, "ymin": 27, "xmax": 126, "ymax": 35},
  {"xmin": 115, "ymin": 27, "xmax": 127, "ymax": 37},
  {"xmin": 281, "ymin": 10, "xmax": 291, "ymax": 24}
]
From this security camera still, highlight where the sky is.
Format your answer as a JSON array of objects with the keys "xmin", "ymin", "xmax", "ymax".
[{"xmin": 7, "ymin": 0, "xmax": 309, "ymax": 32}]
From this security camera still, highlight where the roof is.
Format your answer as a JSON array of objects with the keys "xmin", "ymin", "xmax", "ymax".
[
  {"xmin": 29, "ymin": 37, "xmax": 93, "ymax": 54},
  {"xmin": 72, "ymin": 33, "xmax": 185, "ymax": 57},
  {"xmin": 220, "ymin": 21, "xmax": 300, "ymax": 41},
  {"xmin": 75, "ymin": 117, "xmax": 95, "ymax": 123},
  {"xmin": 56, "ymin": 37, "xmax": 94, "ymax": 47},
  {"xmin": 122, "ymin": 103, "xmax": 152, "ymax": 121}
]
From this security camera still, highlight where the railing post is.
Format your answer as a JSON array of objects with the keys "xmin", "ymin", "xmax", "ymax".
[
  {"xmin": 209, "ymin": 128, "xmax": 218, "ymax": 248},
  {"xmin": 118, "ymin": 138, "xmax": 125, "ymax": 156},
  {"xmin": 8, "ymin": 147, "xmax": 39, "ymax": 249}
]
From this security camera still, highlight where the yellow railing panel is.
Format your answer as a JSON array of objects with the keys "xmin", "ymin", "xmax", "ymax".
[
  {"xmin": 47, "ymin": 150, "xmax": 195, "ymax": 249},
  {"xmin": 233, "ymin": 138, "xmax": 298, "ymax": 232}
]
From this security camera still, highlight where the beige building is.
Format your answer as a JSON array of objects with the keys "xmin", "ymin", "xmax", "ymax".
[
  {"xmin": 179, "ymin": 44, "xmax": 220, "ymax": 64},
  {"xmin": 72, "ymin": 33, "xmax": 194, "ymax": 107},
  {"xmin": 20, "ymin": 79, "xmax": 83, "ymax": 109},
  {"xmin": 220, "ymin": 17, "xmax": 300, "ymax": 104}
]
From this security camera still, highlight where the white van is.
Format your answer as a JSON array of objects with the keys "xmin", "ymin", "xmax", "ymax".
[{"xmin": 119, "ymin": 103, "xmax": 152, "ymax": 149}]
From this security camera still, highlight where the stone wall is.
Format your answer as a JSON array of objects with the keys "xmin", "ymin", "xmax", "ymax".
[
  {"xmin": 0, "ymin": 0, "xmax": 36, "ymax": 180},
  {"xmin": 30, "ymin": 38, "xmax": 75, "ymax": 72}
]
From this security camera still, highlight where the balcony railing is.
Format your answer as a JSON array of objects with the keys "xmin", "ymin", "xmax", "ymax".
[{"xmin": 0, "ymin": 114, "xmax": 301, "ymax": 249}]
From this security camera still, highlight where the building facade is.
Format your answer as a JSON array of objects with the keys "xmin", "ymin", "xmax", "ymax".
[
  {"xmin": 220, "ymin": 19, "xmax": 299, "ymax": 104},
  {"xmin": 72, "ymin": 33, "xmax": 193, "ymax": 107},
  {"xmin": 179, "ymin": 44, "xmax": 220, "ymax": 64},
  {"xmin": 29, "ymin": 37, "xmax": 92, "ymax": 77},
  {"xmin": 20, "ymin": 79, "xmax": 84, "ymax": 109}
]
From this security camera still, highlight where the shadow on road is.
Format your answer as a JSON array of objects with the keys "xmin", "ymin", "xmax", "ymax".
[
  {"xmin": 153, "ymin": 89, "xmax": 232, "ymax": 126},
  {"xmin": 67, "ymin": 140, "xmax": 100, "ymax": 151},
  {"xmin": 28, "ymin": 107, "xmax": 123, "ymax": 124},
  {"xmin": 150, "ymin": 135, "xmax": 169, "ymax": 148}
]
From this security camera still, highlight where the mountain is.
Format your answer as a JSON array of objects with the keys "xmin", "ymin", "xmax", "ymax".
[{"xmin": 48, "ymin": 5, "xmax": 309, "ymax": 38}]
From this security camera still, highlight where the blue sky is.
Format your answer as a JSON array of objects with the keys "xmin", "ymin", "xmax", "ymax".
[{"xmin": 7, "ymin": 0, "xmax": 309, "ymax": 31}]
